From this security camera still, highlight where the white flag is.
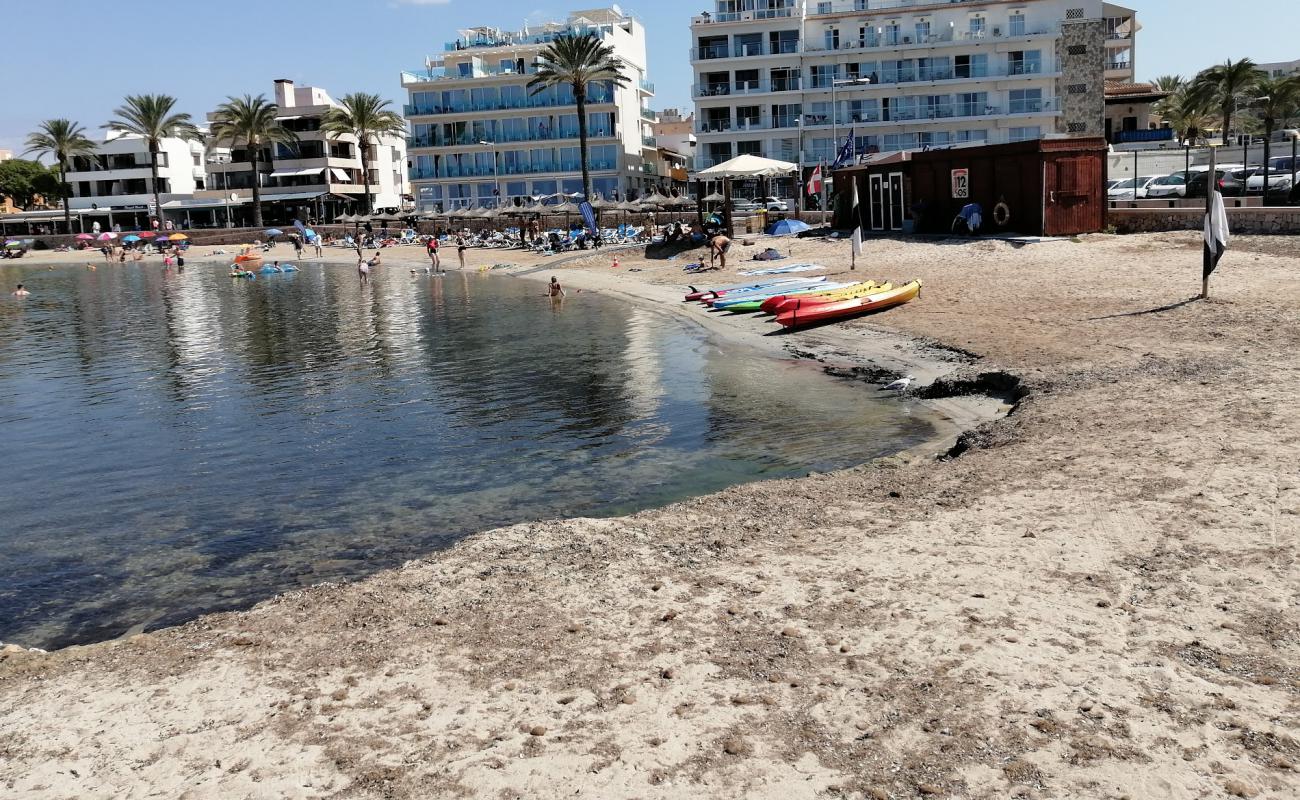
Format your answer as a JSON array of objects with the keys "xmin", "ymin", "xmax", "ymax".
[{"xmin": 850, "ymin": 178, "xmax": 863, "ymax": 258}]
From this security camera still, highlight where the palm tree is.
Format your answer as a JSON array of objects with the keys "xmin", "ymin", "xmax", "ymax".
[
  {"xmin": 527, "ymin": 32, "xmax": 630, "ymax": 201},
  {"xmin": 1191, "ymin": 59, "xmax": 1266, "ymax": 145},
  {"xmin": 209, "ymin": 94, "xmax": 298, "ymax": 228},
  {"xmin": 320, "ymin": 93, "xmax": 405, "ymax": 214},
  {"xmin": 1248, "ymin": 75, "xmax": 1300, "ymax": 202},
  {"xmin": 23, "ymin": 119, "xmax": 98, "ymax": 233},
  {"xmin": 1160, "ymin": 85, "xmax": 1215, "ymax": 145},
  {"xmin": 1153, "ymin": 75, "xmax": 1184, "ymax": 94},
  {"xmin": 104, "ymin": 95, "xmax": 201, "ymax": 229}
]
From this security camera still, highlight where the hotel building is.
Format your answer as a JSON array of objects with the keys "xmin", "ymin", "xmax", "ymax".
[
  {"xmin": 200, "ymin": 79, "xmax": 409, "ymax": 224},
  {"xmin": 690, "ymin": 0, "xmax": 1137, "ymax": 195},
  {"xmin": 400, "ymin": 6, "xmax": 658, "ymax": 212},
  {"xmin": 62, "ymin": 132, "xmax": 208, "ymax": 229}
]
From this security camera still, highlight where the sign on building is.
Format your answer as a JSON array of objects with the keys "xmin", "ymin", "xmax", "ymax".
[{"xmin": 951, "ymin": 168, "xmax": 969, "ymax": 199}]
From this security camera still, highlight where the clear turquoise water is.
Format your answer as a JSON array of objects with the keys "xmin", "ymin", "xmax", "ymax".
[{"xmin": 0, "ymin": 259, "xmax": 933, "ymax": 650}]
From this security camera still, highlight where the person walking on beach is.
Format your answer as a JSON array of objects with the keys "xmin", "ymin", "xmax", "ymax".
[
  {"xmin": 313, "ymin": 237, "xmax": 322, "ymax": 258},
  {"xmin": 546, "ymin": 276, "xmax": 565, "ymax": 298},
  {"xmin": 12, "ymin": 284, "xmax": 30, "ymax": 297},
  {"xmin": 709, "ymin": 233, "xmax": 732, "ymax": 269},
  {"xmin": 456, "ymin": 234, "xmax": 467, "ymax": 270},
  {"xmin": 357, "ymin": 256, "xmax": 370, "ymax": 285},
  {"xmin": 427, "ymin": 236, "xmax": 441, "ymax": 273}
]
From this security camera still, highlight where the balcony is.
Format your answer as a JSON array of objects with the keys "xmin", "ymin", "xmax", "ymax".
[
  {"xmin": 408, "ymin": 128, "xmax": 614, "ymax": 149},
  {"xmin": 403, "ymin": 92, "xmax": 616, "ymax": 118},
  {"xmin": 690, "ymin": 41, "xmax": 802, "ymax": 61},
  {"xmin": 801, "ymin": 61, "xmax": 1057, "ymax": 91},
  {"xmin": 413, "ymin": 160, "xmax": 619, "ymax": 181},
  {"xmin": 642, "ymin": 135, "xmax": 658, "ymax": 147},
  {"xmin": 641, "ymin": 108, "xmax": 659, "ymax": 122},
  {"xmin": 693, "ymin": 79, "xmax": 803, "ymax": 98},
  {"xmin": 803, "ymin": 24, "xmax": 1059, "ymax": 53},
  {"xmin": 639, "ymin": 79, "xmax": 655, "ymax": 94},
  {"xmin": 809, "ymin": 0, "xmax": 1041, "ymax": 14},
  {"xmin": 641, "ymin": 163, "xmax": 658, "ymax": 175},
  {"xmin": 691, "ymin": 7, "xmax": 794, "ymax": 25}
]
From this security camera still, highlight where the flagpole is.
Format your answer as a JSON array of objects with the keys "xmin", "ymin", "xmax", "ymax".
[
  {"xmin": 821, "ymin": 159, "xmax": 828, "ymax": 226},
  {"xmin": 1202, "ymin": 144, "xmax": 1216, "ymax": 299}
]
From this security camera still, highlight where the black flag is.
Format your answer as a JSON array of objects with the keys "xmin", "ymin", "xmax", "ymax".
[{"xmin": 1203, "ymin": 189, "xmax": 1228, "ymax": 279}]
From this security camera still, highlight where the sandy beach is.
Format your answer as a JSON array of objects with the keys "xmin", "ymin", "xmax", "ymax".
[{"xmin": 2, "ymin": 230, "xmax": 1299, "ymax": 799}]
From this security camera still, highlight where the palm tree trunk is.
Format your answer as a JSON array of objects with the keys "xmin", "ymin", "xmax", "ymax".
[
  {"xmin": 1263, "ymin": 121, "xmax": 1273, "ymax": 206},
  {"xmin": 250, "ymin": 145, "xmax": 263, "ymax": 229},
  {"xmin": 59, "ymin": 161, "xmax": 72, "ymax": 234},
  {"xmin": 1222, "ymin": 104, "xmax": 1232, "ymax": 146},
  {"xmin": 575, "ymin": 85, "xmax": 591, "ymax": 200},
  {"xmin": 150, "ymin": 142, "xmax": 163, "ymax": 230},
  {"xmin": 359, "ymin": 134, "xmax": 373, "ymax": 213}
]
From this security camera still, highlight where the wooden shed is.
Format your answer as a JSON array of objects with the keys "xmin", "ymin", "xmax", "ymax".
[{"xmin": 832, "ymin": 137, "xmax": 1108, "ymax": 237}]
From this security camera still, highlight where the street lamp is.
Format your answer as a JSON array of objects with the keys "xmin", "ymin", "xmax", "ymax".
[
  {"xmin": 826, "ymin": 77, "xmax": 873, "ymax": 217},
  {"xmin": 477, "ymin": 140, "xmax": 501, "ymax": 207}
]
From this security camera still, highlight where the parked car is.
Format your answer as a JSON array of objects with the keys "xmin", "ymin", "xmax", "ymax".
[
  {"xmin": 1246, "ymin": 156, "xmax": 1300, "ymax": 196},
  {"xmin": 731, "ymin": 196, "xmax": 789, "ymax": 213},
  {"xmin": 1184, "ymin": 169, "xmax": 1227, "ymax": 199},
  {"xmin": 1107, "ymin": 175, "xmax": 1161, "ymax": 200},
  {"xmin": 1220, "ymin": 166, "xmax": 1258, "ymax": 197},
  {"xmin": 1144, "ymin": 173, "xmax": 1188, "ymax": 198}
]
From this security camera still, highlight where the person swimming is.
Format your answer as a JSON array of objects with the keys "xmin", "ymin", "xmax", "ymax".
[{"xmin": 12, "ymin": 284, "xmax": 30, "ymax": 297}]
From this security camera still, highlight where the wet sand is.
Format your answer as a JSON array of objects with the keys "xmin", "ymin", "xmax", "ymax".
[{"xmin": 2, "ymin": 231, "xmax": 1299, "ymax": 799}]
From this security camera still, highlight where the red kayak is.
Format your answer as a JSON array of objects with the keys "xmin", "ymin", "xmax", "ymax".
[
  {"xmin": 761, "ymin": 281, "xmax": 884, "ymax": 314},
  {"xmin": 775, "ymin": 281, "xmax": 921, "ymax": 328}
]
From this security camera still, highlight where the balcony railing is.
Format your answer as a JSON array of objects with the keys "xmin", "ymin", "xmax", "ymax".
[
  {"xmin": 412, "ymin": 160, "xmax": 618, "ymax": 180},
  {"xmin": 408, "ymin": 128, "xmax": 615, "ymax": 149},
  {"xmin": 799, "ymin": 61, "xmax": 1055, "ymax": 90},
  {"xmin": 403, "ymin": 92, "xmax": 615, "ymax": 117},
  {"xmin": 641, "ymin": 108, "xmax": 659, "ymax": 122},
  {"xmin": 639, "ymin": 78, "xmax": 655, "ymax": 93},
  {"xmin": 642, "ymin": 135, "xmax": 657, "ymax": 147},
  {"xmin": 691, "ymin": 7, "xmax": 795, "ymax": 25},
  {"xmin": 697, "ymin": 97, "xmax": 1061, "ymax": 135},
  {"xmin": 803, "ymin": 24, "xmax": 1059, "ymax": 52},
  {"xmin": 1106, "ymin": 61, "xmax": 1133, "ymax": 71},
  {"xmin": 693, "ymin": 79, "xmax": 804, "ymax": 98},
  {"xmin": 691, "ymin": 40, "xmax": 802, "ymax": 60},
  {"xmin": 809, "ymin": 0, "xmax": 1048, "ymax": 14}
]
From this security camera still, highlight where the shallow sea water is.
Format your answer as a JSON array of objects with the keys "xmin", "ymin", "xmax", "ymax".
[{"xmin": 0, "ymin": 258, "xmax": 933, "ymax": 649}]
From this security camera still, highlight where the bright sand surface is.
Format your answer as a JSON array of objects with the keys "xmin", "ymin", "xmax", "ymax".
[{"xmin": 2, "ymin": 231, "xmax": 1299, "ymax": 799}]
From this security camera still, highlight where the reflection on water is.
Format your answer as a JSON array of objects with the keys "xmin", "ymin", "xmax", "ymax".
[{"xmin": 0, "ymin": 260, "xmax": 933, "ymax": 650}]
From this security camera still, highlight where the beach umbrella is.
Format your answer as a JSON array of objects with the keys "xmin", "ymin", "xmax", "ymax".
[
  {"xmin": 303, "ymin": 228, "xmax": 317, "ymax": 240},
  {"xmin": 169, "ymin": 233, "xmax": 188, "ymax": 241},
  {"xmin": 121, "ymin": 234, "xmax": 141, "ymax": 242},
  {"xmin": 96, "ymin": 232, "xmax": 117, "ymax": 241},
  {"xmin": 265, "ymin": 228, "xmax": 284, "ymax": 237},
  {"xmin": 702, "ymin": 191, "xmax": 725, "ymax": 203},
  {"xmin": 766, "ymin": 219, "xmax": 811, "ymax": 236},
  {"xmin": 334, "ymin": 212, "xmax": 352, "ymax": 222},
  {"xmin": 75, "ymin": 233, "xmax": 95, "ymax": 240},
  {"xmin": 138, "ymin": 231, "xmax": 158, "ymax": 238}
]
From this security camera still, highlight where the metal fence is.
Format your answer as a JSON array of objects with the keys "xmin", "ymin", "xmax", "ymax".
[{"xmin": 1105, "ymin": 142, "xmax": 1300, "ymax": 208}]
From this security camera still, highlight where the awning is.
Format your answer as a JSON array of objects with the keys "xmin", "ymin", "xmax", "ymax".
[
  {"xmin": 269, "ymin": 167, "xmax": 325, "ymax": 178},
  {"xmin": 330, "ymin": 168, "xmax": 352, "ymax": 182},
  {"xmin": 161, "ymin": 197, "xmax": 251, "ymax": 209},
  {"xmin": 258, "ymin": 191, "xmax": 331, "ymax": 202}
]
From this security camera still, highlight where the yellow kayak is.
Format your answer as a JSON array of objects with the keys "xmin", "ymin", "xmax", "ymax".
[{"xmin": 762, "ymin": 281, "xmax": 890, "ymax": 314}]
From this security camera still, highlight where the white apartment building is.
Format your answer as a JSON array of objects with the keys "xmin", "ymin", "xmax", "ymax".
[
  {"xmin": 400, "ymin": 6, "xmax": 658, "ymax": 212},
  {"xmin": 64, "ymin": 132, "xmax": 207, "ymax": 227},
  {"xmin": 691, "ymin": 0, "xmax": 1135, "ymax": 197},
  {"xmin": 200, "ymin": 79, "xmax": 409, "ymax": 224},
  {"xmin": 1258, "ymin": 59, "xmax": 1300, "ymax": 80}
]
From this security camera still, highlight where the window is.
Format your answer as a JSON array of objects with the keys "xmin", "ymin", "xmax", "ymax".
[
  {"xmin": 737, "ymin": 140, "xmax": 762, "ymax": 156},
  {"xmin": 736, "ymin": 105, "xmax": 761, "ymax": 128},
  {"xmin": 1009, "ymin": 88, "xmax": 1043, "ymax": 113},
  {"xmin": 955, "ymin": 129, "xmax": 988, "ymax": 143},
  {"xmin": 810, "ymin": 64, "xmax": 834, "ymax": 88},
  {"xmin": 915, "ymin": 20, "xmax": 931, "ymax": 42},
  {"xmin": 1008, "ymin": 126, "xmax": 1041, "ymax": 142},
  {"xmin": 735, "ymin": 69, "xmax": 760, "ymax": 92},
  {"xmin": 1009, "ymin": 14, "xmax": 1026, "ymax": 36},
  {"xmin": 954, "ymin": 53, "xmax": 988, "ymax": 79},
  {"xmin": 970, "ymin": 17, "xmax": 986, "ymax": 35},
  {"xmin": 1008, "ymin": 50, "xmax": 1043, "ymax": 75},
  {"xmin": 883, "ymin": 23, "xmax": 900, "ymax": 46},
  {"xmin": 772, "ymin": 103, "xmax": 801, "ymax": 128},
  {"xmin": 824, "ymin": 28, "xmax": 839, "ymax": 50},
  {"xmin": 956, "ymin": 91, "xmax": 988, "ymax": 116}
]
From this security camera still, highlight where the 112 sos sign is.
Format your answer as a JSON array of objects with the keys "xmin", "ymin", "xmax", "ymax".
[{"xmin": 951, "ymin": 168, "xmax": 969, "ymax": 199}]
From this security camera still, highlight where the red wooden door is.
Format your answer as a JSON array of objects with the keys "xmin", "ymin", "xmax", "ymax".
[{"xmin": 1044, "ymin": 155, "xmax": 1102, "ymax": 235}]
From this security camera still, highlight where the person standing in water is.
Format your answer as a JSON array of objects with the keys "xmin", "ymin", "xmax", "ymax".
[
  {"xmin": 456, "ymin": 234, "xmax": 467, "ymax": 270},
  {"xmin": 357, "ymin": 256, "xmax": 370, "ymax": 285},
  {"xmin": 12, "ymin": 284, "xmax": 30, "ymax": 297},
  {"xmin": 427, "ymin": 236, "xmax": 441, "ymax": 274},
  {"xmin": 546, "ymin": 276, "xmax": 565, "ymax": 298}
]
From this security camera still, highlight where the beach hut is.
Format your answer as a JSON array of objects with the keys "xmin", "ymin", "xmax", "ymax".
[{"xmin": 831, "ymin": 137, "xmax": 1108, "ymax": 237}]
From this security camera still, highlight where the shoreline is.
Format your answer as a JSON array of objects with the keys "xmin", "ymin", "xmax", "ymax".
[{"xmin": 4, "ymin": 231, "xmax": 1300, "ymax": 799}]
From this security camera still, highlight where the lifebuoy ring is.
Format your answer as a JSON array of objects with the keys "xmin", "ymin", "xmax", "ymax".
[{"xmin": 993, "ymin": 202, "xmax": 1011, "ymax": 226}]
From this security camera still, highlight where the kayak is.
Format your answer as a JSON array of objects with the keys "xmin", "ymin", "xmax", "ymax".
[
  {"xmin": 711, "ymin": 281, "xmax": 857, "ymax": 311},
  {"xmin": 702, "ymin": 277, "xmax": 830, "ymax": 307},
  {"xmin": 721, "ymin": 282, "xmax": 876, "ymax": 313},
  {"xmin": 763, "ymin": 281, "xmax": 889, "ymax": 314},
  {"xmin": 776, "ymin": 280, "xmax": 922, "ymax": 328},
  {"xmin": 685, "ymin": 276, "xmax": 819, "ymax": 302}
]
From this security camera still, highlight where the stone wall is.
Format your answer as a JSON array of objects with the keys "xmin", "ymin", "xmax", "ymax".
[
  {"xmin": 1109, "ymin": 207, "xmax": 1300, "ymax": 235},
  {"xmin": 1056, "ymin": 18, "xmax": 1106, "ymax": 138}
]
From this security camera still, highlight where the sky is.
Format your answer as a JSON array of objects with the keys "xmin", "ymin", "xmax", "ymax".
[{"xmin": 1, "ymin": 0, "xmax": 1296, "ymax": 159}]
